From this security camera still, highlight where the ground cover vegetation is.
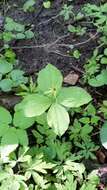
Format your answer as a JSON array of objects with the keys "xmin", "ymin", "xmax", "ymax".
[{"xmin": 0, "ymin": 0, "xmax": 107, "ymax": 189}]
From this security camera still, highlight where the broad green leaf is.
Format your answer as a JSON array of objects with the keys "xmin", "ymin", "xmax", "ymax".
[
  {"xmin": 16, "ymin": 129, "xmax": 28, "ymax": 146},
  {"xmin": 37, "ymin": 64, "xmax": 63, "ymax": 95},
  {"xmin": 81, "ymin": 125, "xmax": 93, "ymax": 137},
  {"xmin": 0, "ymin": 124, "xmax": 8, "ymax": 137},
  {"xmin": 57, "ymin": 87, "xmax": 92, "ymax": 108},
  {"xmin": 10, "ymin": 181, "xmax": 20, "ymax": 190},
  {"xmin": 35, "ymin": 113, "xmax": 47, "ymax": 125},
  {"xmin": 0, "ymin": 171, "xmax": 10, "ymax": 181},
  {"xmin": 15, "ymin": 94, "xmax": 52, "ymax": 117},
  {"xmin": 13, "ymin": 111, "xmax": 35, "ymax": 129},
  {"xmin": 0, "ymin": 79, "xmax": 13, "ymax": 92},
  {"xmin": 16, "ymin": 33, "xmax": 25, "ymax": 39},
  {"xmin": 1, "ymin": 128, "xmax": 18, "ymax": 146},
  {"xmin": 68, "ymin": 25, "xmax": 76, "ymax": 33},
  {"xmin": 89, "ymin": 70, "xmax": 107, "ymax": 87},
  {"xmin": 25, "ymin": 30, "xmax": 34, "ymax": 39},
  {"xmin": 100, "ymin": 122, "xmax": 107, "ymax": 149},
  {"xmin": 14, "ymin": 23, "xmax": 25, "ymax": 32},
  {"xmin": 23, "ymin": 0, "xmax": 35, "ymax": 12},
  {"xmin": 88, "ymin": 77, "xmax": 104, "ymax": 87},
  {"xmin": 0, "ymin": 106, "xmax": 12, "ymax": 124},
  {"xmin": 31, "ymin": 157, "xmax": 55, "ymax": 173},
  {"xmin": 5, "ymin": 17, "xmax": 25, "ymax": 32},
  {"xmin": 0, "ymin": 60, "xmax": 13, "ymax": 74},
  {"xmin": 101, "ymin": 3, "xmax": 107, "ymax": 12},
  {"xmin": 47, "ymin": 103, "xmax": 70, "ymax": 136},
  {"xmin": 0, "ymin": 128, "xmax": 18, "ymax": 157},
  {"xmin": 101, "ymin": 57, "xmax": 107, "ymax": 64},
  {"xmin": 32, "ymin": 171, "xmax": 48, "ymax": 189},
  {"xmin": 3, "ymin": 32, "xmax": 14, "ymax": 42},
  {"xmin": 104, "ymin": 48, "xmax": 107, "ymax": 56}
]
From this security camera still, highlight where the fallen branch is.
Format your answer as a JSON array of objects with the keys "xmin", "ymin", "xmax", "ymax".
[{"xmin": 10, "ymin": 32, "xmax": 99, "ymax": 51}]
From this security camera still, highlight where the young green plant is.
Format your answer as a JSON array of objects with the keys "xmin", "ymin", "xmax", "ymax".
[{"xmin": 15, "ymin": 64, "xmax": 92, "ymax": 136}]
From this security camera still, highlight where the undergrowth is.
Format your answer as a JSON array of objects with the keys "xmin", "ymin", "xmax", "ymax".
[{"xmin": 0, "ymin": 0, "xmax": 107, "ymax": 189}]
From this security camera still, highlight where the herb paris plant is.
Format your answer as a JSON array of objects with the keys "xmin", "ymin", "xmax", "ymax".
[{"xmin": 15, "ymin": 64, "xmax": 92, "ymax": 136}]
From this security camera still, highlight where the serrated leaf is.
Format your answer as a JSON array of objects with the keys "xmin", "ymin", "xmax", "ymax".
[
  {"xmin": 57, "ymin": 87, "xmax": 92, "ymax": 108},
  {"xmin": 47, "ymin": 103, "xmax": 70, "ymax": 136},
  {"xmin": 10, "ymin": 69, "xmax": 28, "ymax": 86},
  {"xmin": 15, "ymin": 94, "xmax": 51, "ymax": 117},
  {"xmin": 37, "ymin": 64, "xmax": 63, "ymax": 95}
]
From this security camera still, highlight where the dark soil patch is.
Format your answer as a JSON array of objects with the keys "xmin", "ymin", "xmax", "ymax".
[{"xmin": 5, "ymin": 0, "xmax": 100, "ymax": 77}]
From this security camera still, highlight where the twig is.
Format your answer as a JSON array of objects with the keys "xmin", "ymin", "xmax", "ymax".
[
  {"xmin": 10, "ymin": 34, "xmax": 69, "ymax": 50},
  {"xmin": 10, "ymin": 32, "xmax": 98, "ymax": 51},
  {"xmin": 73, "ymin": 32, "xmax": 99, "ymax": 47},
  {"xmin": 38, "ymin": 14, "xmax": 60, "ymax": 26},
  {"xmin": 58, "ymin": 32, "xmax": 99, "ymax": 48},
  {"xmin": 0, "ymin": 32, "xmax": 98, "ymax": 56},
  {"xmin": 49, "ymin": 50, "xmax": 72, "ymax": 58}
]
